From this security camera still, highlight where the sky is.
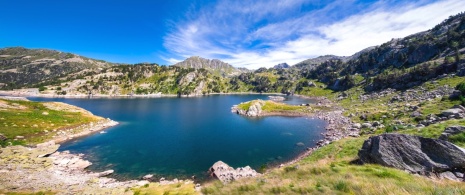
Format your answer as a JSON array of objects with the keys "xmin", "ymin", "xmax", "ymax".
[{"xmin": 1, "ymin": 0, "xmax": 464, "ymax": 69}]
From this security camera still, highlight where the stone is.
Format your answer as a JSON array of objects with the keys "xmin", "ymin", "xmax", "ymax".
[
  {"xmin": 358, "ymin": 134, "xmax": 465, "ymax": 180},
  {"xmin": 453, "ymin": 105, "xmax": 465, "ymax": 111},
  {"xmin": 372, "ymin": 121, "xmax": 381, "ymax": 127},
  {"xmin": 42, "ymin": 111, "xmax": 49, "ymax": 115},
  {"xmin": 439, "ymin": 126, "xmax": 465, "ymax": 140},
  {"xmin": 15, "ymin": 136, "xmax": 25, "ymax": 139},
  {"xmin": 442, "ymin": 108, "xmax": 464, "ymax": 117},
  {"xmin": 361, "ymin": 123, "xmax": 372, "ymax": 128},
  {"xmin": 142, "ymin": 174, "xmax": 154, "ymax": 180},
  {"xmin": 352, "ymin": 123, "xmax": 362, "ymax": 129},
  {"xmin": 209, "ymin": 161, "xmax": 260, "ymax": 183},
  {"xmin": 411, "ymin": 111, "xmax": 422, "ymax": 117},
  {"xmin": 96, "ymin": 170, "xmax": 114, "ymax": 177}
]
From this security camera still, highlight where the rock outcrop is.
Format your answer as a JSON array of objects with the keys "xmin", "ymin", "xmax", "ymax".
[
  {"xmin": 439, "ymin": 126, "xmax": 465, "ymax": 140},
  {"xmin": 358, "ymin": 134, "xmax": 465, "ymax": 181},
  {"xmin": 208, "ymin": 161, "xmax": 260, "ymax": 183},
  {"xmin": 231, "ymin": 100, "xmax": 265, "ymax": 117}
]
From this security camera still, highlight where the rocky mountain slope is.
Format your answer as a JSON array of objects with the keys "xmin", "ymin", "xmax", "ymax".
[
  {"xmin": 0, "ymin": 13, "xmax": 464, "ymax": 98},
  {"xmin": 173, "ymin": 56, "xmax": 246, "ymax": 77},
  {"xmin": 0, "ymin": 47, "xmax": 114, "ymax": 89}
]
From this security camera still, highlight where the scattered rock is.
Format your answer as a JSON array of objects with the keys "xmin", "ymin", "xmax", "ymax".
[
  {"xmin": 439, "ymin": 126, "xmax": 465, "ymax": 140},
  {"xmin": 358, "ymin": 134, "xmax": 465, "ymax": 181},
  {"xmin": 15, "ymin": 136, "xmax": 24, "ymax": 139},
  {"xmin": 42, "ymin": 111, "xmax": 49, "ymax": 115}
]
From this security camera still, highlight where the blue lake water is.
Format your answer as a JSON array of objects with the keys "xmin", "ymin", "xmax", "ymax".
[{"xmin": 29, "ymin": 95, "xmax": 326, "ymax": 181}]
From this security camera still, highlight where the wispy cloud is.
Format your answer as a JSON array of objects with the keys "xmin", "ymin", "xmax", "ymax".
[{"xmin": 163, "ymin": 0, "xmax": 465, "ymax": 69}]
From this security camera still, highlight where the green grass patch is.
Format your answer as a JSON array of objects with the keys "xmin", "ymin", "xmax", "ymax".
[{"xmin": 0, "ymin": 99, "xmax": 100, "ymax": 146}]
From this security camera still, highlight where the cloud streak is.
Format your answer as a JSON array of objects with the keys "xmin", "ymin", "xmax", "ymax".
[{"xmin": 163, "ymin": 0, "xmax": 465, "ymax": 69}]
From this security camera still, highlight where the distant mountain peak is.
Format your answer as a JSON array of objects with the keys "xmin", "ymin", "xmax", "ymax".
[
  {"xmin": 173, "ymin": 56, "xmax": 247, "ymax": 76},
  {"xmin": 273, "ymin": 63, "xmax": 290, "ymax": 69}
]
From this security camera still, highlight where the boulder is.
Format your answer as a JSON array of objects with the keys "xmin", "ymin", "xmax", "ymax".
[
  {"xmin": 209, "ymin": 161, "xmax": 260, "ymax": 183},
  {"xmin": 142, "ymin": 174, "xmax": 154, "ymax": 180},
  {"xmin": 361, "ymin": 123, "xmax": 372, "ymax": 128},
  {"xmin": 442, "ymin": 108, "xmax": 463, "ymax": 117},
  {"xmin": 96, "ymin": 170, "xmax": 114, "ymax": 177},
  {"xmin": 439, "ymin": 126, "xmax": 465, "ymax": 140},
  {"xmin": 352, "ymin": 123, "xmax": 362, "ymax": 129},
  {"xmin": 411, "ymin": 111, "xmax": 422, "ymax": 117},
  {"xmin": 358, "ymin": 134, "xmax": 465, "ymax": 181}
]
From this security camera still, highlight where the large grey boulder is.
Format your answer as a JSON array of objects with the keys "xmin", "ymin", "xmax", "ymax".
[
  {"xmin": 439, "ymin": 126, "xmax": 465, "ymax": 140},
  {"xmin": 442, "ymin": 108, "xmax": 464, "ymax": 117},
  {"xmin": 358, "ymin": 134, "xmax": 465, "ymax": 181},
  {"xmin": 209, "ymin": 161, "xmax": 260, "ymax": 183}
]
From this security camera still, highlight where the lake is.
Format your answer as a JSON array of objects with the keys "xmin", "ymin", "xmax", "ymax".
[{"xmin": 29, "ymin": 95, "xmax": 326, "ymax": 181}]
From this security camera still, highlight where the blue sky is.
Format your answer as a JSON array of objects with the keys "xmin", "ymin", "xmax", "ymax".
[{"xmin": 1, "ymin": 0, "xmax": 464, "ymax": 69}]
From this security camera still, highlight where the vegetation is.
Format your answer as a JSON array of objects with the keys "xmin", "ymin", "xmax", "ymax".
[{"xmin": 0, "ymin": 99, "xmax": 101, "ymax": 146}]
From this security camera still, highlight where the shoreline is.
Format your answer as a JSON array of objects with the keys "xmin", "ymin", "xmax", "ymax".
[
  {"xmin": 231, "ymin": 97, "xmax": 358, "ymax": 170},
  {"xmin": 0, "ymin": 90, "xmax": 284, "ymax": 99},
  {"xmin": 0, "ymin": 97, "xmax": 197, "ymax": 194}
]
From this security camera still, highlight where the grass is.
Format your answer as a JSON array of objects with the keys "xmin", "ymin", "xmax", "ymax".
[
  {"xmin": 131, "ymin": 182, "xmax": 196, "ymax": 195},
  {"xmin": 236, "ymin": 101, "xmax": 253, "ymax": 110},
  {"xmin": 201, "ymin": 74, "xmax": 465, "ymax": 195},
  {"xmin": 261, "ymin": 101, "xmax": 303, "ymax": 112},
  {"xmin": 0, "ymin": 99, "xmax": 101, "ymax": 146},
  {"xmin": 202, "ymin": 136, "xmax": 465, "ymax": 194}
]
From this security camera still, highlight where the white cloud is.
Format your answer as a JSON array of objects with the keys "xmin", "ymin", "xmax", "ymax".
[{"xmin": 163, "ymin": 0, "xmax": 465, "ymax": 69}]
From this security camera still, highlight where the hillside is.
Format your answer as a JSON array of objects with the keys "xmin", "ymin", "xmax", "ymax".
[{"xmin": 0, "ymin": 47, "xmax": 114, "ymax": 89}]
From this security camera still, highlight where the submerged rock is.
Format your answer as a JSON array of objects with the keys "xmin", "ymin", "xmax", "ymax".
[
  {"xmin": 358, "ymin": 134, "xmax": 465, "ymax": 181},
  {"xmin": 209, "ymin": 161, "xmax": 260, "ymax": 183},
  {"xmin": 268, "ymin": 96, "xmax": 285, "ymax": 101}
]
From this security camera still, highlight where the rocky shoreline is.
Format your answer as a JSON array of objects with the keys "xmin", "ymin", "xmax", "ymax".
[
  {"xmin": 0, "ymin": 142, "xmax": 198, "ymax": 194},
  {"xmin": 0, "ymin": 97, "xmax": 198, "ymax": 194},
  {"xmin": 231, "ymin": 97, "xmax": 358, "ymax": 168},
  {"xmin": 0, "ymin": 89, "xmax": 283, "ymax": 99}
]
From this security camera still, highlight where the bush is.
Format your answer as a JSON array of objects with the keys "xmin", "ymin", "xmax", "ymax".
[
  {"xmin": 38, "ymin": 86, "xmax": 47, "ymax": 91},
  {"xmin": 456, "ymin": 82, "xmax": 465, "ymax": 95}
]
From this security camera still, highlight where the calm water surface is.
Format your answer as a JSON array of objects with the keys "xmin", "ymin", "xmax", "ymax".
[{"xmin": 30, "ymin": 95, "xmax": 326, "ymax": 180}]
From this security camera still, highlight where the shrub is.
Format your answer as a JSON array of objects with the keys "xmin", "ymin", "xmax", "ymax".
[
  {"xmin": 284, "ymin": 166, "xmax": 297, "ymax": 172},
  {"xmin": 38, "ymin": 86, "xmax": 47, "ymax": 91},
  {"xmin": 456, "ymin": 82, "xmax": 465, "ymax": 95}
]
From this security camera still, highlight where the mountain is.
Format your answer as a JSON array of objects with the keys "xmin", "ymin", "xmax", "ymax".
[
  {"xmin": 0, "ymin": 47, "xmax": 114, "ymax": 89},
  {"xmin": 173, "ymin": 56, "xmax": 246, "ymax": 76},
  {"xmin": 298, "ymin": 12, "xmax": 465, "ymax": 91},
  {"xmin": 1, "ymin": 12, "xmax": 464, "ymax": 96},
  {"xmin": 273, "ymin": 63, "xmax": 290, "ymax": 69},
  {"xmin": 293, "ymin": 55, "xmax": 348, "ymax": 69}
]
